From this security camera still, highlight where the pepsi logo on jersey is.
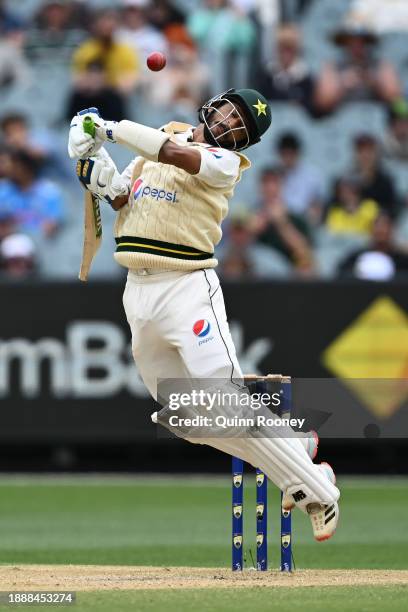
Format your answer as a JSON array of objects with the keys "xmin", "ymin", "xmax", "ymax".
[{"xmin": 132, "ymin": 178, "xmax": 178, "ymax": 203}]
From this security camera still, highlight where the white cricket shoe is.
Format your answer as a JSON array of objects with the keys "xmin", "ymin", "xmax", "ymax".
[
  {"xmin": 306, "ymin": 462, "xmax": 338, "ymax": 541},
  {"xmin": 307, "ymin": 499, "xmax": 339, "ymax": 542}
]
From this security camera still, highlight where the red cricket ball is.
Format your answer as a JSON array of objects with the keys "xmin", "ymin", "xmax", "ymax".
[{"xmin": 146, "ymin": 52, "xmax": 167, "ymax": 72}]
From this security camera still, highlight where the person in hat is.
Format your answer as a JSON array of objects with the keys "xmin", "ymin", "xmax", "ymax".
[
  {"xmin": 315, "ymin": 24, "xmax": 401, "ymax": 113},
  {"xmin": 0, "ymin": 233, "xmax": 37, "ymax": 279},
  {"xmin": 68, "ymin": 88, "xmax": 340, "ymax": 543}
]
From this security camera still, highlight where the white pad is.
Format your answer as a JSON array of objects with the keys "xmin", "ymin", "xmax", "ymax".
[{"xmin": 188, "ymin": 435, "xmax": 339, "ymax": 513}]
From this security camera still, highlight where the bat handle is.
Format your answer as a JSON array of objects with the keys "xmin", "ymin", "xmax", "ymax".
[{"xmin": 83, "ymin": 116, "xmax": 96, "ymax": 138}]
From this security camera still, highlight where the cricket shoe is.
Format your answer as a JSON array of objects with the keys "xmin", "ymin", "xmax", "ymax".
[
  {"xmin": 307, "ymin": 463, "xmax": 338, "ymax": 541},
  {"xmin": 282, "ymin": 461, "xmax": 335, "ymax": 512},
  {"xmin": 307, "ymin": 498, "xmax": 339, "ymax": 542}
]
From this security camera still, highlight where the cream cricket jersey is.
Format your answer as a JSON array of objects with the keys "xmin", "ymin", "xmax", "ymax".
[{"xmin": 114, "ymin": 122, "xmax": 251, "ymax": 271}]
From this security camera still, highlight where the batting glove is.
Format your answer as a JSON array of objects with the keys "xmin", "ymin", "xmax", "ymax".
[
  {"xmin": 76, "ymin": 149, "xmax": 129, "ymax": 201},
  {"xmin": 68, "ymin": 107, "xmax": 108, "ymax": 159}
]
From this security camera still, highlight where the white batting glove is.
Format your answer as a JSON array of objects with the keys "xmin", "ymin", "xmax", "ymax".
[
  {"xmin": 76, "ymin": 149, "xmax": 129, "ymax": 201},
  {"xmin": 68, "ymin": 107, "xmax": 106, "ymax": 159}
]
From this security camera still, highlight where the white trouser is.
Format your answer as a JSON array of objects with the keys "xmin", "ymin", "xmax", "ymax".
[
  {"xmin": 123, "ymin": 268, "xmax": 242, "ymax": 392},
  {"xmin": 123, "ymin": 267, "xmax": 339, "ymax": 510}
]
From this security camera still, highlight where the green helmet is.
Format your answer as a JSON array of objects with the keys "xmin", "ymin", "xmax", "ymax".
[{"xmin": 198, "ymin": 88, "xmax": 272, "ymax": 151}]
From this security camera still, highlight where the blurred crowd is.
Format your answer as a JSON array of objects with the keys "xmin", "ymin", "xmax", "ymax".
[{"xmin": 0, "ymin": 0, "xmax": 408, "ymax": 281}]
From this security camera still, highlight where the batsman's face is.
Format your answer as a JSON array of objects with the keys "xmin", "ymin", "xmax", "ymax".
[{"xmin": 206, "ymin": 101, "xmax": 249, "ymax": 150}]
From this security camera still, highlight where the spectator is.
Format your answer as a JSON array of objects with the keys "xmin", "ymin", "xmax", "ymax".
[
  {"xmin": 352, "ymin": 133, "xmax": 399, "ymax": 218},
  {"xmin": 218, "ymin": 209, "xmax": 290, "ymax": 279},
  {"xmin": 188, "ymin": 0, "xmax": 256, "ymax": 94},
  {"xmin": 338, "ymin": 212, "xmax": 408, "ymax": 279},
  {"xmin": 315, "ymin": 25, "xmax": 401, "ymax": 113},
  {"xmin": 118, "ymin": 1, "xmax": 168, "ymax": 63},
  {"xmin": 256, "ymin": 25, "xmax": 316, "ymax": 114},
  {"xmin": 25, "ymin": 0, "xmax": 86, "ymax": 65},
  {"xmin": 0, "ymin": 151, "xmax": 64, "ymax": 238},
  {"xmin": 277, "ymin": 132, "xmax": 324, "ymax": 224},
  {"xmin": 72, "ymin": 9, "xmax": 140, "ymax": 94},
  {"xmin": 251, "ymin": 167, "xmax": 314, "ymax": 274},
  {"xmin": 325, "ymin": 176, "xmax": 379, "ymax": 237},
  {"xmin": 65, "ymin": 61, "xmax": 126, "ymax": 122},
  {"xmin": 0, "ymin": 113, "xmax": 71, "ymax": 181},
  {"xmin": 0, "ymin": 0, "xmax": 24, "ymax": 34},
  {"xmin": 148, "ymin": 0, "xmax": 194, "ymax": 49},
  {"xmin": 383, "ymin": 98, "xmax": 408, "ymax": 161},
  {"xmin": 0, "ymin": 26, "xmax": 31, "ymax": 92},
  {"xmin": 0, "ymin": 233, "xmax": 37, "ymax": 280}
]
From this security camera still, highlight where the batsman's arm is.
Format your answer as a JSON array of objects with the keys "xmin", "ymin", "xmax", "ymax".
[
  {"xmin": 158, "ymin": 141, "xmax": 201, "ymax": 175},
  {"xmin": 94, "ymin": 119, "xmax": 202, "ymax": 174}
]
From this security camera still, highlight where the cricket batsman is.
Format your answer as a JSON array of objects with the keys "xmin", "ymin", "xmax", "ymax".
[{"xmin": 68, "ymin": 87, "xmax": 340, "ymax": 541}]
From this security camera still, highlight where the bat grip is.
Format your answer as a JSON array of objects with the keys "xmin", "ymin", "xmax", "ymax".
[{"xmin": 83, "ymin": 116, "xmax": 96, "ymax": 138}]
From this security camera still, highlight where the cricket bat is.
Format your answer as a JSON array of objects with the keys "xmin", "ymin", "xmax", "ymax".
[{"xmin": 79, "ymin": 117, "xmax": 103, "ymax": 281}]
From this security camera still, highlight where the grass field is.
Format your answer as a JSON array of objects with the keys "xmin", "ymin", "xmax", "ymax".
[{"xmin": 0, "ymin": 475, "xmax": 406, "ymax": 610}]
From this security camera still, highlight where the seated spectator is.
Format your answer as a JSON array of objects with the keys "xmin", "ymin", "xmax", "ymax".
[
  {"xmin": 0, "ymin": 113, "xmax": 71, "ymax": 181},
  {"xmin": 25, "ymin": 0, "xmax": 85, "ymax": 65},
  {"xmin": 72, "ymin": 9, "xmax": 140, "ymax": 94},
  {"xmin": 338, "ymin": 212, "xmax": 408, "ymax": 279},
  {"xmin": 277, "ymin": 132, "xmax": 324, "ymax": 224},
  {"xmin": 0, "ymin": 233, "xmax": 37, "ymax": 280},
  {"xmin": 251, "ymin": 167, "xmax": 314, "ymax": 274},
  {"xmin": 0, "ymin": 151, "xmax": 64, "ymax": 238},
  {"xmin": 383, "ymin": 98, "xmax": 408, "ymax": 161},
  {"xmin": 65, "ymin": 61, "xmax": 126, "ymax": 122},
  {"xmin": 218, "ymin": 209, "xmax": 290, "ymax": 279},
  {"xmin": 256, "ymin": 25, "xmax": 316, "ymax": 114},
  {"xmin": 188, "ymin": 0, "xmax": 255, "ymax": 93},
  {"xmin": 315, "ymin": 25, "xmax": 401, "ymax": 113},
  {"xmin": 0, "ymin": 0, "xmax": 25, "ymax": 34},
  {"xmin": 325, "ymin": 176, "xmax": 379, "ymax": 237},
  {"xmin": 149, "ymin": 0, "xmax": 194, "ymax": 49},
  {"xmin": 118, "ymin": 0, "xmax": 168, "ymax": 62},
  {"xmin": 0, "ymin": 25, "xmax": 31, "ymax": 91},
  {"xmin": 352, "ymin": 133, "xmax": 399, "ymax": 217}
]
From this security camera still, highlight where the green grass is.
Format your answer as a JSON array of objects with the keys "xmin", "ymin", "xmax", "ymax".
[
  {"xmin": 0, "ymin": 476, "xmax": 407, "ymax": 569},
  {"xmin": 0, "ymin": 587, "xmax": 408, "ymax": 612},
  {"xmin": 0, "ymin": 476, "xmax": 406, "ymax": 611}
]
